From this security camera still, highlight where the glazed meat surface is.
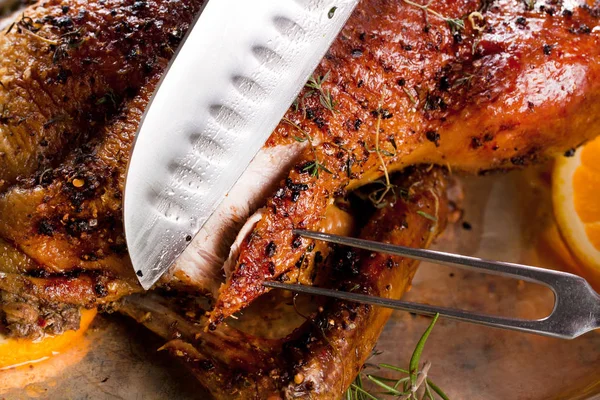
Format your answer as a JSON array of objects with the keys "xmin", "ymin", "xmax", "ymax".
[
  {"xmin": 0, "ymin": 0, "xmax": 599, "ymax": 397},
  {"xmin": 120, "ymin": 167, "xmax": 448, "ymax": 399},
  {"xmin": 211, "ymin": 0, "xmax": 600, "ymax": 324},
  {"xmin": 0, "ymin": 0, "xmax": 599, "ymax": 367},
  {"xmin": 0, "ymin": 0, "xmax": 205, "ymax": 334}
]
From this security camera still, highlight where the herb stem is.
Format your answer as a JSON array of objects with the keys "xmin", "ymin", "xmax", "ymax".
[
  {"xmin": 402, "ymin": 0, "xmax": 465, "ymax": 31},
  {"xmin": 283, "ymin": 117, "xmax": 331, "ymax": 179}
]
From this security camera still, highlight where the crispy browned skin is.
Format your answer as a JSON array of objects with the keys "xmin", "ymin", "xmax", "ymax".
[
  {"xmin": 211, "ymin": 0, "xmax": 600, "ymax": 324},
  {"xmin": 120, "ymin": 167, "xmax": 447, "ymax": 399},
  {"xmin": 0, "ymin": 0, "xmax": 204, "ymax": 328},
  {"xmin": 0, "ymin": 0, "xmax": 596, "ymax": 395}
]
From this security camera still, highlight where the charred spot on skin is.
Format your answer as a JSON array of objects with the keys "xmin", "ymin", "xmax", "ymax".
[
  {"xmin": 539, "ymin": 5, "xmax": 556, "ymax": 16},
  {"xmin": 198, "ymin": 359, "xmax": 215, "ymax": 371},
  {"xmin": 94, "ymin": 282, "xmax": 108, "ymax": 297},
  {"xmin": 471, "ymin": 137, "xmax": 483, "ymax": 149},
  {"xmin": 291, "ymin": 234, "xmax": 303, "ymax": 249},
  {"xmin": 510, "ymin": 155, "xmax": 526, "ymax": 166},
  {"xmin": 66, "ymin": 218, "xmax": 94, "ymax": 236},
  {"xmin": 313, "ymin": 117, "xmax": 326, "ymax": 129},
  {"xmin": 291, "ymin": 191, "xmax": 301, "ymax": 202},
  {"xmin": 351, "ymin": 48, "xmax": 363, "ymax": 58},
  {"xmin": 333, "ymin": 248, "xmax": 361, "ymax": 276},
  {"xmin": 267, "ymin": 262, "xmax": 276, "ymax": 276},
  {"xmin": 569, "ymin": 24, "xmax": 591, "ymax": 34},
  {"xmin": 354, "ymin": 118, "xmax": 362, "ymax": 131},
  {"xmin": 371, "ymin": 108, "xmax": 393, "ymax": 119},
  {"xmin": 543, "ymin": 44, "xmax": 553, "ymax": 55},
  {"xmin": 515, "ymin": 16, "xmax": 527, "ymax": 27},
  {"xmin": 439, "ymin": 76, "xmax": 450, "ymax": 91},
  {"xmin": 265, "ymin": 241, "xmax": 277, "ymax": 258},
  {"xmin": 562, "ymin": 9, "xmax": 573, "ymax": 17},
  {"xmin": 425, "ymin": 130, "xmax": 440, "ymax": 147},
  {"xmin": 564, "ymin": 148, "xmax": 576, "ymax": 157},
  {"xmin": 462, "ymin": 221, "xmax": 472, "ymax": 230},
  {"xmin": 274, "ymin": 187, "xmax": 286, "ymax": 199},
  {"xmin": 286, "ymin": 178, "xmax": 309, "ymax": 192},
  {"xmin": 38, "ymin": 219, "xmax": 55, "ymax": 236}
]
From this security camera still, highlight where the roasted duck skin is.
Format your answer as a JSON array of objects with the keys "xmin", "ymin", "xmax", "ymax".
[
  {"xmin": 0, "ymin": 0, "xmax": 205, "ymax": 335},
  {"xmin": 210, "ymin": 0, "xmax": 600, "ymax": 324},
  {"xmin": 0, "ymin": 0, "xmax": 598, "ymax": 394},
  {"xmin": 1, "ymin": 0, "xmax": 598, "ymax": 320},
  {"xmin": 120, "ymin": 167, "xmax": 448, "ymax": 399}
]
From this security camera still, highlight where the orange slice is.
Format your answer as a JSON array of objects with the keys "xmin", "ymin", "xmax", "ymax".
[
  {"xmin": 553, "ymin": 136, "xmax": 600, "ymax": 272},
  {"xmin": 0, "ymin": 308, "xmax": 97, "ymax": 370}
]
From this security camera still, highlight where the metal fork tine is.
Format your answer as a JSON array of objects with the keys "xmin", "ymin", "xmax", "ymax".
[
  {"xmin": 265, "ymin": 230, "xmax": 600, "ymax": 339},
  {"xmin": 295, "ymin": 230, "xmax": 568, "ymax": 287}
]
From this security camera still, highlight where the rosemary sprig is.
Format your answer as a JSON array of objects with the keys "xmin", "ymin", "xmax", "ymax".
[
  {"xmin": 345, "ymin": 314, "xmax": 448, "ymax": 400},
  {"xmin": 403, "ymin": 0, "xmax": 465, "ymax": 32},
  {"xmin": 283, "ymin": 118, "xmax": 332, "ymax": 178},
  {"xmin": 409, "ymin": 314, "xmax": 438, "ymax": 388},
  {"xmin": 306, "ymin": 71, "xmax": 338, "ymax": 114}
]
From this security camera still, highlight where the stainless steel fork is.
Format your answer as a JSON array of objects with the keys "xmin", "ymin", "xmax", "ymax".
[{"xmin": 263, "ymin": 230, "xmax": 600, "ymax": 339}]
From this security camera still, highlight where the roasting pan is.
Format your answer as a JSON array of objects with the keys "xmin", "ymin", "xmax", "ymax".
[{"xmin": 1, "ymin": 2, "xmax": 599, "ymax": 398}]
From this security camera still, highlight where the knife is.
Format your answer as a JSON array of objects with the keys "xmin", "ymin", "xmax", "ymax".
[{"xmin": 124, "ymin": 0, "xmax": 360, "ymax": 289}]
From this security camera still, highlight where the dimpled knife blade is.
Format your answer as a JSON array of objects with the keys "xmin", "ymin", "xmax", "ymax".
[{"xmin": 124, "ymin": 0, "xmax": 360, "ymax": 289}]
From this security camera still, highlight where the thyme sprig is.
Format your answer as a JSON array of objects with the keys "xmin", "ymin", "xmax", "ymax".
[
  {"xmin": 368, "ymin": 91, "xmax": 396, "ymax": 208},
  {"xmin": 283, "ymin": 118, "xmax": 332, "ymax": 178},
  {"xmin": 402, "ymin": 0, "xmax": 465, "ymax": 32},
  {"xmin": 346, "ymin": 314, "xmax": 449, "ymax": 400},
  {"xmin": 452, "ymin": 73, "xmax": 475, "ymax": 89},
  {"xmin": 306, "ymin": 71, "xmax": 338, "ymax": 114},
  {"xmin": 8, "ymin": 13, "xmax": 59, "ymax": 45},
  {"xmin": 416, "ymin": 210, "xmax": 438, "ymax": 222},
  {"xmin": 402, "ymin": 87, "xmax": 418, "ymax": 107}
]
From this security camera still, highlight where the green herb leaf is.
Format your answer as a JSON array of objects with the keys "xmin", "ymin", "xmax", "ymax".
[
  {"xmin": 379, "ymin": 363, "xmax": 410, "ymax": 374},
  {"xmin": 445, "ymin": 18, "xmax": 465, "ymax": 32},
  {"xmin": 417, "ymin": 210, "xmax": 437, "ymax": 222},
  {"xmin": 328, "ymin": 6, "xmax": 338, "ymax": 19},
  {"xmin": 409, "ymin": 314, "xmax": 439, "ymax": 387},
  {"xmin": 367, "ymin": 375, "xmax": 406, "ymax": 396},
  {"xmin": 293, "ymin": 135, "xmax": 308, "ymax": 143},
  {"xmin": 427, "ymin": 379, "xmax": 450, "ymax": 400},
  {"xmin": 349, "ymin": 384, "xmax": 380, "ymax": 400}
]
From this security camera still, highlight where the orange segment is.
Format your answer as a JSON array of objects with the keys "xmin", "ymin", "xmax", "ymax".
[
  {"xmin": 573, "ymin": 166, "xmax": 600, "ymax": 224},
  {"xmin": 0, "ymin": 308, "xmax": 97, "ymax": 370},
  {"xmin": 586, "ymin": 223, "xmax": 600, "ymax": 251},
  {"xmin": 581, "ymin": 136, "xmax": 600, "ymax": 173},
  {"xmin": 553, "ymin": 135, "xmax": 600, "ymax": 272}
]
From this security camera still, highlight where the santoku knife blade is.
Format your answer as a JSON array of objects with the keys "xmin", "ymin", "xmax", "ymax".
[{"xmin": 124, "ymin": 0, "xmax": 360, "ymax": 289}]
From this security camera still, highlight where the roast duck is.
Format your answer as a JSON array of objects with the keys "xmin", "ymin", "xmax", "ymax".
[{"xmin": 0, "ymin": 0, "xmax": 599, "ymax": 398}]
